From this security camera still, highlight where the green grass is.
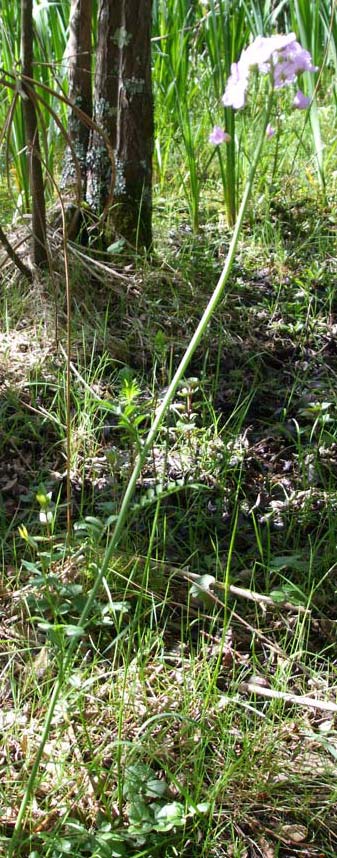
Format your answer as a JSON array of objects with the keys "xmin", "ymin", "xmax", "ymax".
[
  {"xmin": 1, "ymin": 4, "xmax": 337, "ymax": 855},
  {"xmin": 1, "ymin": 181, "xmax": 337, "ymax": 856}
]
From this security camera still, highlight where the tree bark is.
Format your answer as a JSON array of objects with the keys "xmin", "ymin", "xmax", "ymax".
[
  {"xmin": 62, "ymin": 0, "xmax": 93, "ymax": 195},
  {"xmin": 86, "ymin": 0, "xmax": 119, "ymax": 214},
  {"xmin": 86, "ymin": 0, "xmax": 153, "ymax": 249},
  {"xmin": 113, "ymin": 0, "xmax": 153, "ymax": 249},
  {"xmin": 20, "ymin": 0, "xmax": 48, "ymax": 267}
]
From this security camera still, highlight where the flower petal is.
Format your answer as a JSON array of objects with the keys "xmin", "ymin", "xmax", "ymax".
[
  {"xmin": 293, "ymin": 89, "xmax": 311, "ymax": 109},
  {"xmin": 222, "ymin": 61, "xmax": 248, "ymax": 110},
  {"xmin": 209, "ymin": 126, "xmax": 231, "ymax": 145}
]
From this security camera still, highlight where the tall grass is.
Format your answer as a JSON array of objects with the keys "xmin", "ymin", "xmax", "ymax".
[
  {"xmin": 1, "ymin": 0, "xmax": 336, "ymax": 224},
  {"xmin": 32, "ymin": 0, "xmax": 68, "ymax": 195},
  {"xmin": 152, "ymin": 0, "xmax": 204, "ymax": 229},
  {"xmin": 0, "ymin": 0, "xmax": 68, "ymax": 213},
  {"xmin": 1, "ymin": 3, "xmax": 30, "ymax": 210},
  {"xmin": 200, "ymin": 0, "xmax": 249, "ymax": 225},
  {"xmin": 290, "ymin": 0, "xmax": 326, "ymax": 192},
  {"xmin": 152, "ymin": 0, "xmax": 252, "ymax": 226},
  {"xmin": 152, "ymin": 0, "xmax": 335, "ymax": 229}
]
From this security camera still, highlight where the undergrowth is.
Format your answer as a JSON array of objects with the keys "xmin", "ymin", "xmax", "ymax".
[
  {"xmin": 1, "ymin": 0, "xmax": 337, "ymax": 851},
  {"xmin": 1, "ymin": 180, "xmax": 337, "ymax": 857}
]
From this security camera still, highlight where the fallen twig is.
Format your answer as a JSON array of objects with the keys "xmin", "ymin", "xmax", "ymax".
[
  {"xmin": 179, "ymin": 569, "xmax": 308, "ymax": 613},
  {"xmin": 241, "ymin": 680, "xmax": 337, "ymax": 713}
]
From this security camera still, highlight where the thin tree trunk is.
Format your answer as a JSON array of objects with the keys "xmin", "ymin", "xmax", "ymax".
[
  {"xmin": 20, "ymin": 0, "xmax": 48, "ymax": 267},
  {"xmin": 114, "ymin": 0, "xmax": 153, "ymax": 249},
  {"xmin": 62, "ymin": 0, "xmax": 93, "ymax": 195},
  {"xmin": 86, "ymin": 0, "xmax": 119, "ymax": 215},
  {"xmin": 86, "ymin": 0, "xmax": 153, "ymax": 250}
]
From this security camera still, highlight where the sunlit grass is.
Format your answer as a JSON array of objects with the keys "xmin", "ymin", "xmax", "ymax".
[
  {"xmin": 1, "ymin": 2, "xmax": 337, "ymax": 855},
  {"xmin": 1, "ymin": 187, "xmax": 337, "ymax": 853}
]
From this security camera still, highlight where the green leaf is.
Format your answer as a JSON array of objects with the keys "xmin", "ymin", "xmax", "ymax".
[
  {"xmin": 144, "ymin": 777, "xmax": 167, "ymax": 798},
  {"xmin": 153, "ymin": 801, "xmax": 186, "ymax": 831},
  {"xmin": 102, "ymin": 601, "xmax": 130, "ymax": 614},
  {"xmin": 64, "ymin": 624, "xmax": 85, "ymax": 637},
  {"xmin": 21, "ymin": 559, "xmax": 41, "ymax": 573},
  {"xmin": 270, "ymin": 585, "xmax": 306, "ymax": 606},
  {"xmin": 269, "ymin": 588, "xmax": 286, "ymax": 604},
  {"xmin": 107, "ymin": 238, "xmax": 126, "ymax": 254},
  {"xmin": 37, "ymin": 622, "xmax": 85, "ymax": 637},
  {"xmin": 195, "ymin": 802, "xmax": 210, "ymax": 814},
  {"xmin": 94, "ymin": 827, "xmax": 128, "ymax": 857},
  {"xmin": 269, "ymin": 555, "xmax": 303, "ymax": 570},
  {"xmin": 189, "ymin": 574, "xmax": 215, "ymax": 601},
  {"xmin": 128, "ymin": 798, "xmax": 153, "ymax": 828}
]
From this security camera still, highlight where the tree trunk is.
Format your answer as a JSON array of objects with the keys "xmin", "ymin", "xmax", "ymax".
[
  {"xmin": 86, "ymin": 0, "xmax": 153, "ymax": 250},
  {"xmin": 62, "ymin": 0, "xmax": 93, "ymax": 195},
  {"xmin": 20, "ymin": 0, "xmax": 48, "ymax": 267},
  {"xmin": 114, "ymin": 0, "xmax": 153, "ymax": 249},
  {"xmin": 86, "ymin": 0, "xmax": 119, "ymax": 214}
]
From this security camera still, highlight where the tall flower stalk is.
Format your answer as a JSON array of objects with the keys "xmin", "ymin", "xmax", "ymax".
[
  {"xmin": 9, "ymin": 33, "xmax": 317, "ymax": 848},
  {"xmin": 9, "ymin": 97, "xmax": 273, "ymax": 849}
]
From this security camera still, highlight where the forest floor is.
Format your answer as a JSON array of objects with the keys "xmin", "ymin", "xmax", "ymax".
[{"xmin": 1, "ymin": 196, "xmax": 337, "ymax": 857}]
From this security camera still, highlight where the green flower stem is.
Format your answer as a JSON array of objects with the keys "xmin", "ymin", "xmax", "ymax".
[
  {"xmin": 10, "ymin": 90, "xmax": 273, "ymax": 852},
  {"xmin": 9, "ymin": 673, "xmax": 64, "ymax": 855},
  {"xmin": 81, "ymin": 94, "xmax": 273, "ymax": 595},
  {"xmin": 224, "ymin": 105, "xmax": 236, "ymax": 225}
]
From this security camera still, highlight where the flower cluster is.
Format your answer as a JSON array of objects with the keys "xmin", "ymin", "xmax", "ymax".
[
  {"xmin": 222, "ymin": 32, "xmax": 317, "ymax": 111},
  {"xmin": 209, "ymin": 33, "xmax": 317, "ymax": 145}
]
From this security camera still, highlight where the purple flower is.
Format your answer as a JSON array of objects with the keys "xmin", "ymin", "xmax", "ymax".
[
  {"xmin": 244, "ymin": 33, "xmax": 296, "ymax": 71},
  {"xmin": 222, "ymin": 32, "xmax": 317, "ymax": 111},
  {"xmin": 209, "ymin": 126, "xmax": 231, "ymax": 145},
  {"xmin": 222, "ymin": 61, "xmax": 249, "ymax": 110},
  {"xmin": 273, "ymin": 42, "xmax": 317, "ymax": 88},
  {"xmin": 293, "ymin": 89, "xmax": 311, "ymax": 109},
  {"xmin": 266, "ymin": 123, "xmax": 275, "ymax": 137}
]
